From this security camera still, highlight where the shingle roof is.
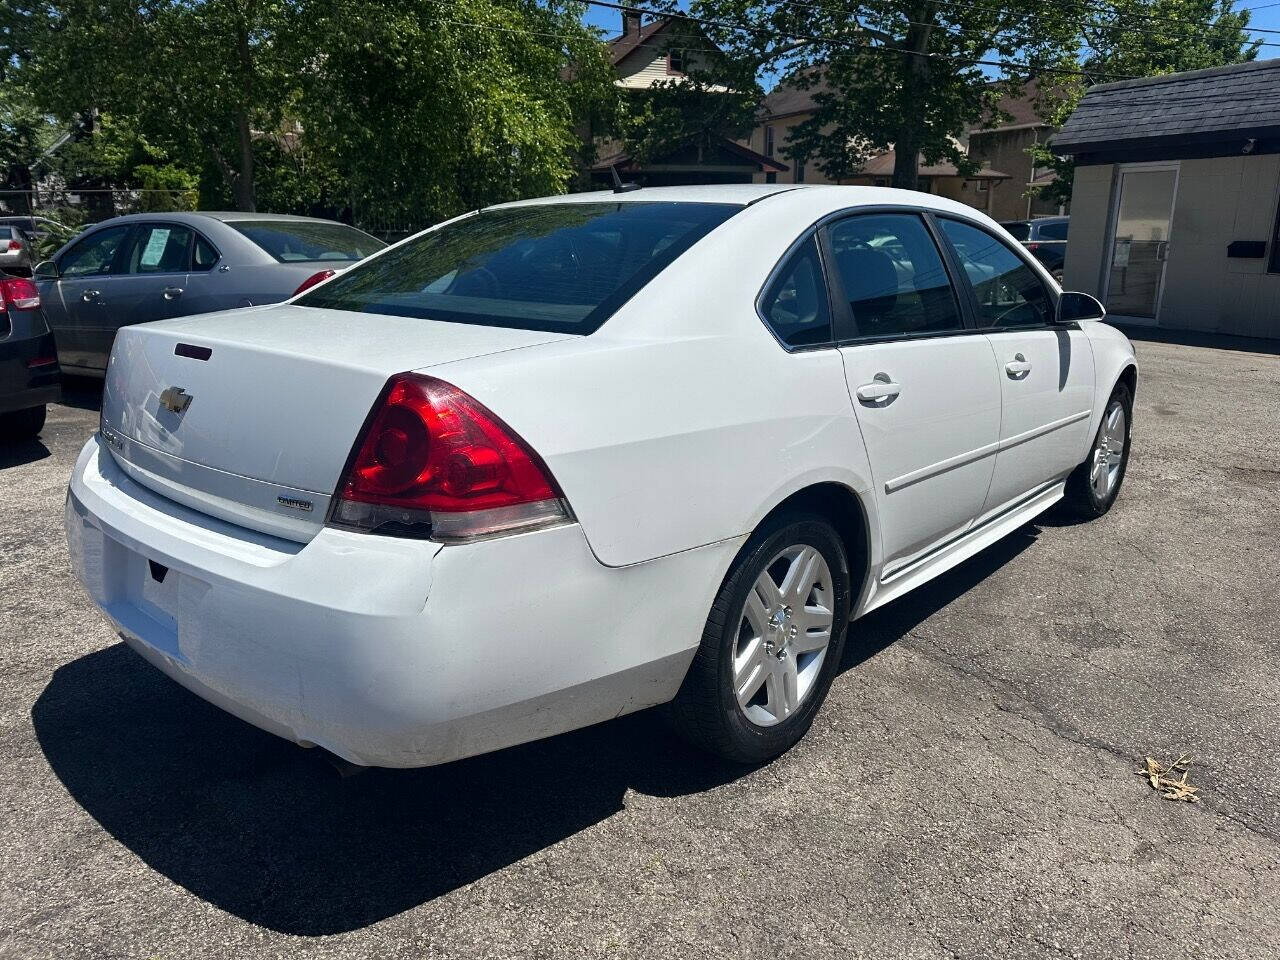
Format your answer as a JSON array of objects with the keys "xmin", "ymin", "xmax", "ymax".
[
  {"xmin": 858, "ymin": 150, "xmax": 1009, "ymax": 180},
  {"xmin": 1051, "ymin": 58, "xmax": 1280, "ymax": 153},
  {"xmin": 759, "ymin": 67, "xmax": 829, "ymax": 119},
  {"xmin": 606, "ymin": 17, "xmax": 672, "ymax": 66}
]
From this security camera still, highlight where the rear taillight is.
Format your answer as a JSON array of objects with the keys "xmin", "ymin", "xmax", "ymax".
[
  {"xmin": 0, "ymin": 277, "xmax": 41, "ymax": 311},
  {"xmin": 293, "ymin": 269, "xmax": 336, "ymax": 296},
  {"xmin": 7, "ymin": 240, "xmax": 20, "ymax": 252},
  {"xmin": 329, "ymin": 373, "xmax": 571, "ymax": 541}
]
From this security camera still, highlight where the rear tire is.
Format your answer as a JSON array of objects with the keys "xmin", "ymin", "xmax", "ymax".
[
  {"xmin": 668, "ymin": 511, "xmax": 851, "ymax": 764},
  {"xmin": 1064, "ymin": 383, "xmax": 1131, "ymax": 518},
  {"xmin": 0, "ymin": 404, "xmax": 46, "ymax": 441}
]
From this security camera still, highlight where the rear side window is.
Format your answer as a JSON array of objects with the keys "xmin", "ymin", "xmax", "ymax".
[
  {"xmin": 298, "ymin": 202, "xmax": 740, "ymax": 334},
  {"xmin": 1038, "ymin": 220, "xmax": 1069, "ymax": 241},
  {"xmin": 122, "ymin": 224, "xmax": 193, "ymax": 274},
  {"xmin": 826, "ymin": 213, "xmax": 963, "ymax": 339},
  {"xmin": 193, "ymin": 234, "xmax": 220, "ymax": 271},
  {"xmin": 938, "ymin": 218, "xmax": 1054, "ymax": 328},
  {"xmin": 230, "ymin": 220, "xmax": 385, "ymax": 263},
  {"xmin": 1000, "ymin": 222, "xmax": 1031, "ymax": 241},
  {"xmin": 759, "ymin": 237, "xmax": 832, "ymax": 348}
]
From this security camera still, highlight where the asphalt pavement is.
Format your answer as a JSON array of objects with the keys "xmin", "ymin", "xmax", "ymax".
[{"xmin": 2, "ymin": 332, "xmax": 1279, "ymax": 958}]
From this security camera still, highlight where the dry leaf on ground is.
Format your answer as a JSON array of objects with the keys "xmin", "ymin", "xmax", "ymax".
[{"xmin": 1140, "ymin": 754, "xmax": 1201, "ymax": 803}]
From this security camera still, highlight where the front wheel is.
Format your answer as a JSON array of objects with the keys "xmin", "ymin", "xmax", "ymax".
[
  {"xmin": 668, "ymin": 511, "xmax": 851, "ymax": 764},
  {"xmin": 1064, "ymin": 383, "xmax": 1131, "ymax": 518},
  {"xmin": 0, "ymin": 404, "xmax": 46, "ymax": 441}
]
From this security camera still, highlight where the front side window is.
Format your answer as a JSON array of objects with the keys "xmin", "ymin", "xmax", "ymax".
[
  {"xmin": 826, "ymin": 213, "xmax": 963, "ymax": 339},
  {"xmin": 298, "ymin": 202, "xmax": 739, "ymax": 334},
  {"xmin": 938, "ymin": 218, "xmax": 1054, "ymax": 328},
  {"xmin": 122, "ymin": 224, "xmax": 194, "ymax": 274},
  {"xmin": 59, "ymin": 226, "xmax": 131, "ymax": 278},
  {"xmin": 759, "ymin": 236, "xmax": 832, "ymax": 348},
  {"xmin": 230, "ymin": 220, "xmax": 385, "ymax": 263}
]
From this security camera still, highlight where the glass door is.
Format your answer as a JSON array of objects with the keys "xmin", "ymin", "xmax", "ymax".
[{"xmin": 1105, "ymin": 165, "xmax": 1178, "ymax": 321}]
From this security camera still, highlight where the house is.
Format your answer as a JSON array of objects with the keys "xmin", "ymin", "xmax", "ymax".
[
  {"xmin": 1052, "ymin": 58, "xmax": 1280, "ymax": 338},
  {"xmin": 588, "ymin": 13, "xmax": 785, "ymax": 187},
  {"xmin": 966, "ymin": 79, "xmax": 1067, "ymax": 222},
  {"xmin": 742, "ymin": 69, "xmax": 1010, "ymax": 207}
]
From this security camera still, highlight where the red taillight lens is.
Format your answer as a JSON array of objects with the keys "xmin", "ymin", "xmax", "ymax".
[
  {"xmin": 0, "ymin": 276, "xmax": 41, "ymax": 311},
  {"xmin": 329, "ymin": 373, "xmax": 570, "ymax": 540},
  {"xmin": 293, "ymin": 269, "xmax": 336, "ymax": 297},
  {"xmin": 7, "ymin": 240, "xmax": 20, "ymax": 251}
]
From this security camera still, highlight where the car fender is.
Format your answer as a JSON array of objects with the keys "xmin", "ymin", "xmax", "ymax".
[{"xmin": 1082, "ymin": 320, "xmax": 1138, "ymax": 449}]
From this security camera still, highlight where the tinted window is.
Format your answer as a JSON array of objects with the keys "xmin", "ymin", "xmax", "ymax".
[
  {"xmin": 1000, "ymin": 221, "xmax": 1030, "ymax": 241},
  {"xmin": 123, "ymin": 224, "xmax": 193, "ymax": 274},
  {"xmin": 760, "ymin": 237, "xmax": 831, "ymax": 348},
  {"xmin": 1037, "ymin": 220, "xmax": 1069, "ymax": 241},
  {"xmin": 0, "ymin": 227, "xmax": 13, "ymax": 240},
  {"xmin": 939, "ymin": 218, "xmax": 1054, "ymax": 328},
  {"xmin": 299, "ymin": 202, "xmax": 739, "ymax": 334},
  {"xmin": 827, "ymin": 213, "xmax": 963, "ymax": 338},
  {"xmin": 193, "ymin": 234, "xmax": 219, "ymax": 271},
  {"xmin": 59, "ymin": 226, "xmax": 130, "ymax": 278},
  {"xmin": 230, "ymin": 220, "xmax": 384, "ymax": 263}
]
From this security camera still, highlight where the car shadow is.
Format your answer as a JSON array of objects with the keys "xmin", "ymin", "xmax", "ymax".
[
  {"xmin": 56, "ymin": 375, "xmax": 104, "ymax": 412},
  {"xmin": 0, "ymin": 436, "xmax": 50, "ymax": 468},
  {"xmin": 33, "ymin": 521, "xmax": 1041, "ymax": 936}
]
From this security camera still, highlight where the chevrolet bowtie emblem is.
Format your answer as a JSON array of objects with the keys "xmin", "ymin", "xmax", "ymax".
[{"xmin": 159, "ymin": 386, "xmax": 192, "ymax": 414}]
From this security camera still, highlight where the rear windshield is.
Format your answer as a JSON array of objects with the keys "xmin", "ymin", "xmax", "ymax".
[
  {"xmin": 296, "ymin": 201, "xmax": 740, "ymax": 334},
  {"xmin": 230, "ymin": 220, "xmax": 385, "ymax": 263},
  {"xmin": 0, "ymin": 227, "xmax": 13, "ymax": 240},
  {"xmin": 1000, "ymin": 222, "xmax": 1030, "ymax": 241}
]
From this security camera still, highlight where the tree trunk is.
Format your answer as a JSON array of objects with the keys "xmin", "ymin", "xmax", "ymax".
[
  {"xmin": 892, "ymin": 3, "xmax": 936, "ymax": 191},
  {"xmin": 234, "ymin": 12, "xmax": 256, "ymax": 211}
]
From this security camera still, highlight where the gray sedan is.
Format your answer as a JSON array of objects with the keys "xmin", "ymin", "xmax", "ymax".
[{"xmin": 33, "ymin": 212, "xmax": 385, "ymax": 375}]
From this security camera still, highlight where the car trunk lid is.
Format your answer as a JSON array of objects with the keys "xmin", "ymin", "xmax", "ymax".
[{"xmin": 100, "ymin": 304, "xmax": 571, "ymax": 541}]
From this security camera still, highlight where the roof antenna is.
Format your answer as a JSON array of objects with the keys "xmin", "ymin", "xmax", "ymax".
[{"xmin": 610, "ymin": 164, "xmax": 642, "ymax": 194}]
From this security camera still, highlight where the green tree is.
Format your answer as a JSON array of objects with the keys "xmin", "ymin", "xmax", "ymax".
[
  {"xmin": 689, "ymin": 0, "xmax": 1082, "ymax": 189},
  {"xmin": 1032, "ymin": 0, "xmax": 1259, "ymax": 207}
]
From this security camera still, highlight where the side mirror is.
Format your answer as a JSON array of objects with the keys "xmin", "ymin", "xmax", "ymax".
[
  {"xmin": 1056, "ymin": 291, "xmax": 1105, "ymax": 325},
  {"xmin": 33, "ymin": 260, "xmax": 59, "ymax": 280}
]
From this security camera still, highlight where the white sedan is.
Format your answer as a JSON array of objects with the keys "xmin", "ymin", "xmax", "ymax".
[{"xmin": 66, "ymin": 185, "xmax": 1136, "ymax": 767}]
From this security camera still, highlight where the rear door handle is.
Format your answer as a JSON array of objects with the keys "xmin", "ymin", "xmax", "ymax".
[
  {"xmin": 1005, "ymin": 353, "xmax": 1032, "ymax": 379},
  {"xmin": 163, "ymin": 286, "xmax": 184, "ymax": 300},
  {"xmin": 82, "ymin": 289, "xmax": 100, "ymax": 302},
  {"xmin": 855, "ymin": 373, "xmax": 902, "ymax": 404}
]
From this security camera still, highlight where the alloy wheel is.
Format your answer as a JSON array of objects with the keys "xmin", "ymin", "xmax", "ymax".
[
  {"xmin": 732, "ymin": 544, "xmax": 835, "ymax": 727},
  {"xmin": 1090, "ymin": 400, "xmax": 1127, "ymax": 501}
]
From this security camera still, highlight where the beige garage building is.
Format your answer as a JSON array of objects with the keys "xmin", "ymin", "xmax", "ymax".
[{"xmin": 1053, "ymin": 59, "xmax": 1280, "ymax": 339}]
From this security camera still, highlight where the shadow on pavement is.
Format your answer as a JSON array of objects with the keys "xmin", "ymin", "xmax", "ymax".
[
  {"xmin": 1113, "ymin": 323, "xmax": 1280, "ymax": 357},
  {"xmin": 0, "ymin": 436, "xmax": 50, "ymax": 469},
  {"xmin": 56, "ymin": 375, "xmax": 104, "ymax": 412},
  {"xmin": 33, "ymin": 521, "xmax": 1042, "ymax": 936}
]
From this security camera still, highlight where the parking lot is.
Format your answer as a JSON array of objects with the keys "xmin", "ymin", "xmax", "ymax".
[{"xmin": 2, "ymin": 332, "xmax": 1279, "ymax": 959}]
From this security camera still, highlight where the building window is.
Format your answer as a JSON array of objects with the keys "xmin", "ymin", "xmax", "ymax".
[
  {"xmin": 765, "ymin": 172, "xmax": 777, "ymax": 184},
  {"xmin": 764, "ymin": 126, "xmax": 774, "ymax": 158},
  {"xmin": 666, "ymin": 49, "xmax": 685, "ymax": 74},
  {"xmin": 795, "ymin": 160, "xmax": 805, "ymax": 183},
  {"xmin": 1270, "ymin": 191, "xmax": 1280, "ymax": 274}
]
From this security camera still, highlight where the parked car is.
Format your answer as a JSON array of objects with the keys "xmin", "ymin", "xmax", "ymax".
[
  {"xmin": 0, "ymin": 274, "xmax": 61, "ymax": 440},
  {"xmin": 0, "ymin": 226, "xmax": 35, "ymax": 276},
  {"xmin": 0, "ymin": 216, "xmax": 76, "ymax": 261},
  {"xmin": 65, "ymin": 185, "xmax": 1136, "ymax": 768},
  {"xmin": 34, "ymin": 212, "xmax": 386, "ymax": 375},
  {"xmin": 999, "ymin": 216, "xmax": 1069, "ymax": 280}
]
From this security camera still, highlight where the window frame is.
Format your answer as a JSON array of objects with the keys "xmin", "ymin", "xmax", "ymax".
[
  {"xmin": 1268, "ymin": 189, "xmax": 1280, "ymax": 274},
  {"xmin": 931, "ymin": 213, "xmax": 1062, "ymax": 333},
  {"xmin": 818, "ymin": 207, "xmax": 972, "ymax": 346}
]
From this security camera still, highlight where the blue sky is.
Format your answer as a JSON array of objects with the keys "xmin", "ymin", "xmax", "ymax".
[{"xmin": 581, "ymin": 1, "xmax": 1280, "ymax": 88}]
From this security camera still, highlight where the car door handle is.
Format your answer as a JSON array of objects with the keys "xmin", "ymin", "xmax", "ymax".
[
  {"xmin": 82, "ymin": 289, "xmax": 100, "ymax": 302},
  {"xmin": 855, "ymin": 374, "xmax": 902, "ymax": 404},
  {"xmin": 163, "ymin": 286, "xmax": 184, "ymax": 300},
  {"xmin": 1005, "ymin": 354, "xmax": 1032, "ymax": 379}
]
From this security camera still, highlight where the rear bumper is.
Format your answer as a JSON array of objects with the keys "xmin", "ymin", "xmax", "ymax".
[
  {"xmin": 66, "ymin": 436, "xmax": 736, "ymax": 767},
  {"xmin": 0, "ymin": 330, "xmax": 60, "ymax": 414}
]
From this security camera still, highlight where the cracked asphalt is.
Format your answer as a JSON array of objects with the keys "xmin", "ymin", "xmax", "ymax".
[{"xmin": 2, "ymin": 331, "xmax": 1279, "ymax": 959}]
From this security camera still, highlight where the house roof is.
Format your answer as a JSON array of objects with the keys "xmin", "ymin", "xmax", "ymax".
[
  {"xmin": 605, "ymin": 17, "xmax": 673, "ymax": 66},
  {"xmin": 759, "ymin": 67, "xmax": 829, "ymax": 120},
  {"xmin": 1051, "ymin": 58, "xmax": 1280, "ymax": 154},
  {"xmin": 858, "ymin": 150, "xmax": 1009, "ymax": 180},
  {"xmin": 972, "ymin": 79, "xmax": 1052, "ymax": 132},
  {"xmin": 592, "ymin": 136, "xmax": 788, "ymax": 173}
]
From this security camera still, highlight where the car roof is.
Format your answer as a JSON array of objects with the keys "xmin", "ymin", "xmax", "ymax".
[
  {"xmin": 77, "ymin": 211, "xmax": 364, "ymax": 228},
  {"xmin": 487, "ymin": 183, "xmax": 1000, "ymax": 221}
]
